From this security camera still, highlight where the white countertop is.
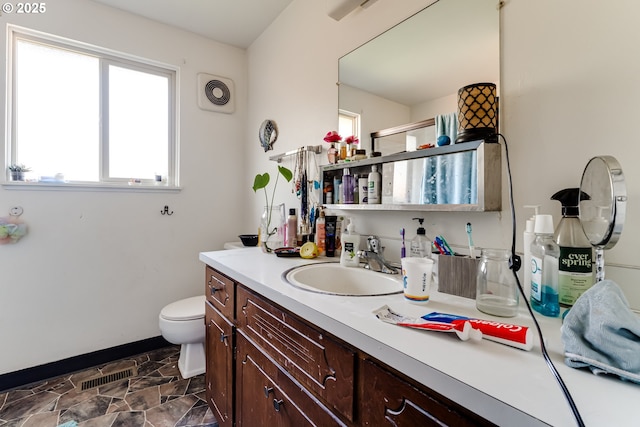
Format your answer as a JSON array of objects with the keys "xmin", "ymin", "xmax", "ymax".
[{"xmin": 200, "ymin": 248, "xmax": 639, "ymax": 426}]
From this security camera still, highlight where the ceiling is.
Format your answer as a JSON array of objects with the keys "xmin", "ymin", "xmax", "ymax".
[{"xmin": 89, "ymin": 0, "xmax": 295, "ymax": 48}]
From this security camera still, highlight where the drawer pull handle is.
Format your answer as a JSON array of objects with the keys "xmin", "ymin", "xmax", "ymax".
[
  {"xmin": 208, "ymin": 275, "xmax": 225, "ymax": 293},
  {"xmin": 263, "ymin": 386, "xmax": 274, "ymax": 398},
  {"xmin": 220, "ymin": 333, "xmax": 228, "ymax": 343},
  {"xmin": 273, "ymin": 399, "xmax": 284, "ymax": 412}
]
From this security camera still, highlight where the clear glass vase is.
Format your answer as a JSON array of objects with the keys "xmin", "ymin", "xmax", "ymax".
[
  {"xmin": 259, "ymin": 203, "xmax": 285, "ymax": 253},
  {"xmin": 476, "ymin": 248, "xmax": 519, "ymax": 317}
]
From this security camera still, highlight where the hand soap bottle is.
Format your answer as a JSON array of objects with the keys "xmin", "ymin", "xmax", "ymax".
[
  {"xmin": 551, "ymin": 188, "xmax": 594, "ymax": 306},
  {"xmin": 530, "ymin": 214, "xmax": 560, "ymax": 317},
  {"xmin": 340, "ymin": 219, "xmax": 361, "ymax": 267},
  {"xmin": 410, "ymin": 217, "xmax": 430, "ymax": 257},
  {"xmin": 523, "ymin": 205, "xmax": 540, "ymax": 299}
]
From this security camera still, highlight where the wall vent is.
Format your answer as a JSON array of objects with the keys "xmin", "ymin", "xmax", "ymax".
[{"xmin": 78, "ymin": 367, "xmax": 137, "ymax": 391}]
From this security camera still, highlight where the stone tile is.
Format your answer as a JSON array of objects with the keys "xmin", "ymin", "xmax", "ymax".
[
  {"xmin": 1, "ymin": 389, "xmax": 33, "ymax": 405},
  {"xmin": 147, "ymin": 347, "xmax": 180, "ymax": 363},
  {"xmin": 21, "ymin": 410, "xmax": 60, "ymax": 427},
  {"xmin": 106, "ymin": 397, "xmax": 129, "ymax": 414},
  {"xmin": 128, "ymin": 376, "xmax": 173, "ymax": 393},
  {"xmin": 58, "ymin": 395, "xmax": 111, "ymax": 424},
  {"xmin": 111, "ymin": 411, "xmax": 146, "ymax": 427},
  {"xmin": 159, "ymin": 379, "xmax": 189, "ymax": 398},
  {"xmin": 186, "ymin": 376, "xmax": 205, "ymax": 395},
  {"xmin": 145, "ymin": 395, "xmax": 197, "ymax": 427},
  {"xmin": 76, "ymin": 412, "xmax": 118, "ymax": 427},
  {"xmin": 0, "ymin": 391, "xmax": 58, "ymax": 422},
  {"xmin": 125, "ymin": 386, "xmax": 160, "ymax": 411},
  {"xmin": 157, "ymin": 363, "xmax": 181, "ymax": 378},
  {"xmin": 55, "ymin": 387, "xmax": 98, "ymax": 411},
  {"xmin": 135, "ymin": 361, "xmax": 165, "ymax": 378},
  {"xmin": 176, "ymin": 403, "xmax": 209, "ymax": 427},
  {"xmin": 98, "ymin": 379, "xmax": 130, "ymax": 399}
]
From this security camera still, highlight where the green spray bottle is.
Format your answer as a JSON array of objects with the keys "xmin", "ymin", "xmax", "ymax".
[{"xmin": 551, "ymin": 188, "xmax": 594, "ymax": 307}]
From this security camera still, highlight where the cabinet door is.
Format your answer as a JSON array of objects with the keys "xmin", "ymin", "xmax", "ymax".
[
  {"xmin": 237, "ymin": 285, "xmax": 355, "ymax": 421},
  {"xmin": 236, "ymin": 331, "xmax": 346, "ymax": 427},
  {"xmin": 205, "ymin": 302, "xmax": 234, "ymax": 427},
  {"xmin": 206, "ymin": 265, "xmax": 235, "ymax": 318},
  {"xmin": 360, "ymin": 359, "xmax": 495, "ymax": 427}
]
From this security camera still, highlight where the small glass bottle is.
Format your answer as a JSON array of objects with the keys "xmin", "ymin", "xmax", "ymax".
[
  {"xmin": 339, "ymin": 141, "xmax": 347, "ymax": 161},
  {"xmin": 327, "ymin": 143, "xmax": 337, "ymax": 164},
  {"xmin": 476, "ymin": 248, "xmax": 519, "ymax": 317}
]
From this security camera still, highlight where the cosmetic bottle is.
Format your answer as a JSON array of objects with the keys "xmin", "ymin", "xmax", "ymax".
[
  {"xmin": 551, "ymin": 188, "xmax": 594, "ymax": 307},
  {"xmin": 315, "ymin": 210, "xmax": 326, "ymax": 255},
  {"xmin": 340, "ymin": 220, "xmax": 361, "ymax": 267},
  {"xmin": 286, "ymin": 208, "xmax": 297, "ymax": 247},
  {"xmin": 325, "ymin": 215, "xmax": 337, "ymax": 257},
  {"xmin": 367, "ymin": 164, "xmax": 381, "ymax": 204},
  {"xmin": 342, "ymin": 168, "xmax": 355, "ymax": 204},
  {"xmin": 523, "ymin": 205, "xmax": 540, "ymax": 299},
  {"xmin": 530, "ymin": 214, "xmax": 560, "ymax": 317},
  {"xmin": 410, "ymin": 217, "xmax": 430, "ymax": 258}
]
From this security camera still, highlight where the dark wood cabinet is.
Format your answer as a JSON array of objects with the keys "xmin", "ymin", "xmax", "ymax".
[
  {"xmin": 204, "ymin": 265, "xmax": 493, "ymax": 427},
  {"xmin": 360, "ymin": 358, "xmax": 495, "ymax": 427},
  {"xmin": 205, "ymin": 301, "xmax": 234, "ymax": 427},
  {"xmin": 236, "ymin": 331, "xmax": 347, "ymax": 426}
]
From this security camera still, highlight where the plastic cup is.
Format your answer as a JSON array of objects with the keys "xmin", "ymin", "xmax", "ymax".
[{"xmin": 401, "ymin": 257, "xmax": 434, "ymax": 302}]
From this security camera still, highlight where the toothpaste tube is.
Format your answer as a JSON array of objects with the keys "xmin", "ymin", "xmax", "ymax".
[
  {"xmin": 422, "ymin": 312, "xmax": 533, "ymax": 351},
  {"xmin": 373, "ymin": 305, "xmax": 482, "ymax": 342}
]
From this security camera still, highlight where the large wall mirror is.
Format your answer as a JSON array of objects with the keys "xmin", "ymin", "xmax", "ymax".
[{"xmin": 338, "ymin": 0, "xmax": 500, "ymax": 155}]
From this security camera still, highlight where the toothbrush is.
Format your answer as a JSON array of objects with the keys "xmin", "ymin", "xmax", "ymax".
[
  {"xmin": 400, "ymin": 228, "xmax": 406, "ymax": 258},
  {"xmin": 466, "ymin": 222, "xmax": 476, "ymax": 259}
]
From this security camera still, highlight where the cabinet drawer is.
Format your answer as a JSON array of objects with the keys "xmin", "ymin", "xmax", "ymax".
[
  {"xmin": 205, "ymin": 302, "xmax": 234, "ymax": 427},
  {"xmin": 360, "ymin": 358, "xmax": 495, "ymax": 427},
  {"xmin": 237, "ymin": 286, "xmax": 355, "ymax": 422},
  {"xmin": 205, "ymin": 265, "xmax": 235, "ymax": 318},
  {"xmin": 236, "ymin": 331, "xmax": 346, "ymax": 427}
]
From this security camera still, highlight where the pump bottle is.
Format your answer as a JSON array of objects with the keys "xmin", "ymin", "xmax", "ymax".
[
  {"xmin": 340, "ymin": 220, "xmax": 361, "ymax": 267},
  {"xmin": 315, "ymin": 210, "xmax": 326, "ymax": 255},
  {"xmin": 367, "ymin": 165, "xmax": 381, "ymax": 204},
  {"xmin": 551, "ymin": 188, "xmax": 594, "ymax": 306},
  {"xmin": 410, "ymin": 218, "xmax": 430, "ymax": 257},
  {"xmin": 530, "ymin": 214, "xmax": 560, "ymax": 317}
]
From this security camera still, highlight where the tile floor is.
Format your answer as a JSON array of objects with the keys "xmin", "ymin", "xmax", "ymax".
[{"xmin": 0, "ymin": 346, "xmax": 217, "ymax": 427}]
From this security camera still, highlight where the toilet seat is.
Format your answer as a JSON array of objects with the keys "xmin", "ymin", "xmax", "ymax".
[{"xmin": 160, "ymin": 295, "xmax": 205, "ymax": 321}]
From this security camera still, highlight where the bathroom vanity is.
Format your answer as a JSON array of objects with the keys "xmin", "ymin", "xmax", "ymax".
[{"xmin": 200, "ymin": 248, "xmax": 639, "ymax": 426}]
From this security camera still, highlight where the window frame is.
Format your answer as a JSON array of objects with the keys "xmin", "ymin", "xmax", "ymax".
[{"xmin": 5, "ymin": 25, "xmax": 180, "ymax": 190}]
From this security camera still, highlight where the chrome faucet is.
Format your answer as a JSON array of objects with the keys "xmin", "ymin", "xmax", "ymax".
[{"xmin": 357, "ymin": 236, "xmax": 399, "ymax": 274}]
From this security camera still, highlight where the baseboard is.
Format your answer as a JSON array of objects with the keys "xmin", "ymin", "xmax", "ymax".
[{"xmin": 0, "ymin": 336, "xmax": 171, "ymax": 393}]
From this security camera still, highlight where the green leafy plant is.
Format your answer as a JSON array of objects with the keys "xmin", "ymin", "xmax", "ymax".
[
  {"xmin": 8, "ymin": 164, "xmax": 31, "ymax": 172},
  {"xmin": 253, "ymin": 165, "xmax": 292, "ymax": 251}
]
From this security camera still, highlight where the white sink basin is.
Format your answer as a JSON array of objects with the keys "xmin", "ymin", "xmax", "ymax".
[{"xmin": 284, "ymin": 262, "xmax": 403, "ymax": 296}]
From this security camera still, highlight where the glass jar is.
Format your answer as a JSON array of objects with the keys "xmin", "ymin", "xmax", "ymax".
[
  {"xmin": 259, "ymin": 203, "xmax": 285, "ymax": 253},
  {"xmin": 476, "ymin": 248, "xmax": 519, "ymax": 317}
]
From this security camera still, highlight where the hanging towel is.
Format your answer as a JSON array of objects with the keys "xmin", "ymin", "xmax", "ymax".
[
  {"xmin": 435, "ymin": 112, "xmax": 458, "ymax": 143},
  {"xmin": 561, "ymin": 280, "xmax": 640, "ymax": 384}
]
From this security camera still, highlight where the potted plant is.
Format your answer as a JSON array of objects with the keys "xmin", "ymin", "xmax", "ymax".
[
  {"xmin": 8, "ymin": 164, "xmax": 31, "ymax": 181},
  {"xmin": 253, "ymin": 165, "xmax": 292, "ymax": 252}
]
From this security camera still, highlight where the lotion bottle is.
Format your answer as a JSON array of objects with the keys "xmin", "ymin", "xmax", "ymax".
[
  {"xmin": 315, "ymin": 210, "xmax": 326, "ymax": 255},
  {"xmin": 340, "ymin": 220, "xmax": 361, "ymax": 267},
  {"xmin": 367, "ymin": 165, "xmax": 381, "ymax": 204},
  {"xmin": 530, "ymin": 214, "xmax": 560, "ymax": 317},
  {"xmin": 286, "ymin": 208, "xmax": 297, "ymax": 247}
]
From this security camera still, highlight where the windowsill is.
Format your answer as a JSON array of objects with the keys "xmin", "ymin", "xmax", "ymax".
[{"xmin": 2, "ymin": 181, "xmax": 182, "ymax": 192}]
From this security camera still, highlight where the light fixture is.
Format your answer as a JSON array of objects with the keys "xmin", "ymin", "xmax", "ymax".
[{"xmin": 328, "ymin": 0, "xmax": 379, "ymax": 21}]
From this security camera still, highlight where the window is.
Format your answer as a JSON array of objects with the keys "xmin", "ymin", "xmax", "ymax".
[
  {"xmin": 7, "ymin": 26, "xmax": 178, "ymax": 187},
  {"xmin": 338, "ymin": 109, "xmax": 360, "ymax": 145}
]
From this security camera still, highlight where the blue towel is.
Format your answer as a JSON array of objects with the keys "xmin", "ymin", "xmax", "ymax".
[
  {"xmin": 57, "ymin": 422, "xmax": 77, "ymax": 427},
  {"xmin": 561, "ymin": 280, "xmax": 640, "ymax": 384}
]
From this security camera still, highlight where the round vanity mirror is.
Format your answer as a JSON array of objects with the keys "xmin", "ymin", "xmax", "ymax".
[{"xmin": 579, "ymin": 156, "xmax": 627, "ymax": 282}]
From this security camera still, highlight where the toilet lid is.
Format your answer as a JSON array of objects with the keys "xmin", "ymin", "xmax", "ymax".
[{"xmin": 160, "ymin": 295, "xmax": 205, "ymax": 321}]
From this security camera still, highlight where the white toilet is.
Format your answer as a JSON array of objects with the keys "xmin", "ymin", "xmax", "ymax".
[{"xmin": 159, "ymin": 295, "xmax": 206, "ymax": 379}]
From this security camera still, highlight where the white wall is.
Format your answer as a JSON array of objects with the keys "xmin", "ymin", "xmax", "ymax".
[
  {"xmin": 0, "ymin": 0, "xmax": 247, "ymax": 374},
  {"xmin": 247, "ymin": 0, "xmax": 640, "ymax": 308}
]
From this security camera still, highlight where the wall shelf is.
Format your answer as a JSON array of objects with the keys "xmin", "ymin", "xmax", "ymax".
[{"xmin": 268, "ymin": 145, "xmax": 323, "ymax": 163}]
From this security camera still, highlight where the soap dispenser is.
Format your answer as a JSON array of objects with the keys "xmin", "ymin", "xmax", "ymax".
[
  {"xmin": 551, "ymin": 188, "xmax": 594, "ymax": 307},
  {"xmin": 410, "ymin": 218, "xmax": 430, "ymax": 258},
  {"xmin": 340, "ymin": 219, "xmax": 361, "ymax": 267}
]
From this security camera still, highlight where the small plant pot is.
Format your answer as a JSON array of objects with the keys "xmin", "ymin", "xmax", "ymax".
[{"xmin": 10, "ymin": 172, "xmax": 24, "ymax": 181}]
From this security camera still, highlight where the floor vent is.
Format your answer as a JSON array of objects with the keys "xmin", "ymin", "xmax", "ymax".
[{"xmin": 78, "ymin": 367, "xmax": 137, "ymax": 391}]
